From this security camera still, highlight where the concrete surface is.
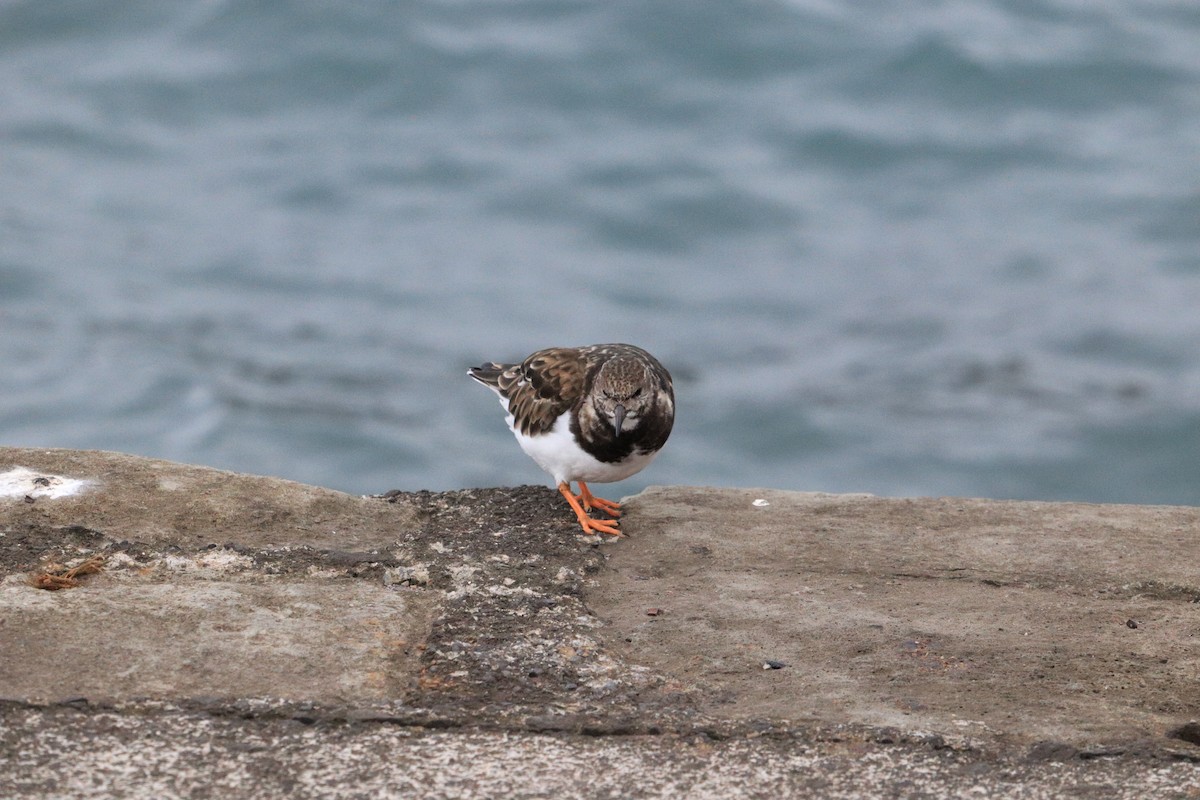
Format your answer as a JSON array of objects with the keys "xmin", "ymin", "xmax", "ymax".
[
  {"xmin": 595, "ymin": 487, "xmax": 1200, "ymax": 746},
  {"xmin": 1, "ymin": 447, "xmax": 1199, "ymax": 798}
]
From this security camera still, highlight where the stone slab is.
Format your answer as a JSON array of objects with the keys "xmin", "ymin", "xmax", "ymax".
[
  {"xmin": 2, "ymin": 447, "xmax": 1200, "ymax": 798},
  {"xmin": 0, "ymin": 448, "xmax": 416, "ymax": 551},
  {"xmin": 4, "ymin": 708, "xmax": 1199, "ymax": 800},
  {"xmin": 593, "ymin": 487, "xmax": 1200, "ymax": 747},
  {"xmin": 1, "ymin": 574, "xmax": 431, "ymax": 703}
]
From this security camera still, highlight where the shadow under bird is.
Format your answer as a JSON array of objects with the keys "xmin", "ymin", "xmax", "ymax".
[{"xmin": 468, "ymin": 343, "xmax": 675, "ymax": 536}]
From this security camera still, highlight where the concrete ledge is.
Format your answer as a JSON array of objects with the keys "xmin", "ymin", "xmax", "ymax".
[
  {"xmin": 596, "ymin": 487, "xmax": 1200, "ymax": 747},
  {"xmin": 3, "ymin": 579, "xmax": 431, "ymax": 702},
  {"xmin": 2, "ymin": 448, "xmax": 1199, "ymax": 798}
]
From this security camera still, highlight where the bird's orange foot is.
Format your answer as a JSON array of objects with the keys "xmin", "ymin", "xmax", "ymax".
[
  {"xmin": 558, "ymin": 482, "xmax": 625, "ymax": 537},
  {"xmin": 577, "ymin": 514, "xmax": 623, "ymax": 537},
  {"xmin": 577, "ymin": 481, "xmax": 622, "ymax": 518}
]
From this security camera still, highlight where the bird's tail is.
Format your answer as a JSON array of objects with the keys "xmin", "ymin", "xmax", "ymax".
[{"xmin": 467, "ymin": 362, "xmax": 508, "ymax": 388}]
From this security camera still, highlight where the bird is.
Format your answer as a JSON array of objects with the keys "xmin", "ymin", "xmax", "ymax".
[{"xmin": 468, "ymin": 343, "xmax": 674, "ymax": 537}]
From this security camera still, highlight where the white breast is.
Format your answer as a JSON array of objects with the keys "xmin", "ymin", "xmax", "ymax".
[{"xmin": 502, "ymin": 402, "xmax": 657, "ymax": 485}]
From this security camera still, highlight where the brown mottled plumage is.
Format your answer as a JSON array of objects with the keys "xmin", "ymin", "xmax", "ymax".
[
  {"xmin": 468, "ymin": 343, "xmax": 675, "ymax": 537},
  {"xmin": 476, "ymin": 347, "xmax": 588, "ymax": 436}
]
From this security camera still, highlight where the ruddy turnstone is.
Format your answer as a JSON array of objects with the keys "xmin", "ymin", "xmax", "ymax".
[{"xmin": 468, "ymin": 343, "xmax": 674, "ymax": 537}]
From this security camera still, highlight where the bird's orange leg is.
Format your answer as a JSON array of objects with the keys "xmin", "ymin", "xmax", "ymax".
[
  {"xmin": 577, "ymin": 481, "xmax": 622, "ymax": 518},
  {"xmin": 558, "ymin": 482, "xmax": 623, "ymax": 537}
]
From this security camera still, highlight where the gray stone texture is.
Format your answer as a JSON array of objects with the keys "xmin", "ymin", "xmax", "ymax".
[{"xmin": 2, "ymin": 448, "xmax": 1198, "ymax": 798}]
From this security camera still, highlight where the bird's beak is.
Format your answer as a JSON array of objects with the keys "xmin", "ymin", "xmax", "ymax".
[{"xmin": 613, "ymin": 403, "xmax": 626, "ymax": 435}]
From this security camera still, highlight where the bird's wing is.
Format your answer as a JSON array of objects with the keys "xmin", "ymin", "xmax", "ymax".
[{"xmin": 470, "ymin": 347, "xmax": 588, "ymax": 436}]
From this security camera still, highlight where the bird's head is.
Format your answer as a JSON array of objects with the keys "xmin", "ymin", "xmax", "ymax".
[{"xmin": 591, "ymin": 356, "xmax": 664, "ymax": 437}]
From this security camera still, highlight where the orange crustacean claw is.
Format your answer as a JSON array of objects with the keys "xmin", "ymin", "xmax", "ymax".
[{"xmin": 558, "ymin": 482, "xmax": 625, "ymax": 537}]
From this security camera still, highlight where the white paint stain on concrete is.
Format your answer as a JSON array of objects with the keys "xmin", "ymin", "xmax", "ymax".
[{"xmin": 0, "ymin": 466, "xmax": 91, "ymax": 500}]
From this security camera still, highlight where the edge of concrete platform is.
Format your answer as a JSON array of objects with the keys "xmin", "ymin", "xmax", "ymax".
[{"xmin": 2, "ymin": 447, "xmax": 1200, "ymax": 799}]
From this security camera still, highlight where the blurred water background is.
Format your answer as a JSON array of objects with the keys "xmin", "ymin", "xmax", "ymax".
[{"xmin": 2, "ymin": 0, "xmax": 1199, "ymax": 504}]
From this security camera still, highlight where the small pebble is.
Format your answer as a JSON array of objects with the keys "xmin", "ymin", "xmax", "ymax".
[
  {"xmin": 763, "ymin": 660, "xmax": 786, "ymax": 670},
  {"xmin": 646, "ymin": 608, "xmax": 662, "ymax": 617},
  {"xmin": 1126, "ymin": 619, "xmax": 1138, "ymax": 629},
  {"xmin": 752, "ymin": 498, "xmax": 770, "ymax": 507}
]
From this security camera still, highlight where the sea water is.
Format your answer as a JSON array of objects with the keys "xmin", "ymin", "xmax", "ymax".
[{"xmin": 2, "ymin": 1, "xmax": 1199, "ymax": 504}]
